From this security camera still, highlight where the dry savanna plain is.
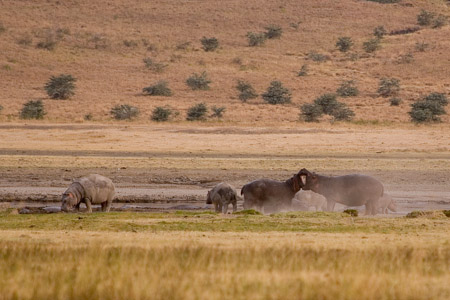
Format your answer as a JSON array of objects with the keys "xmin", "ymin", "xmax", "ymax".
[{"xmin": 1, "ymin": 0, "xmax": 450, "ymax": 299}]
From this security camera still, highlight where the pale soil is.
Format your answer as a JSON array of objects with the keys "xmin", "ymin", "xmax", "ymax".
[{"xmin": 0, "ymin": 123, "xmax": 449, "ymax": 214}]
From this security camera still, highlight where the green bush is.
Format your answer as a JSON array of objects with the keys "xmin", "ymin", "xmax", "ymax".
[
  {"xmin": 336, "ymin": 80, "xmax": 359, "ymax": 97},
  {"xmin": 110, "ymin": 104, "xmax": 139, "ymax": 120},
  {"xmin": 211, "ymin": 106, "xmax": 226, "ymax": 118},
  {"xmin": 200, "ymin": 37, "xmax": 219, "ymax": 52},
  {"xmin": 336, "ymin": 37, "xmax": 353, "ymax": 52},
  {"xmin": 300, "ymin": 103, "xmax": 323, "ymax": 122},
  {"xmin": 262, "ymin": 81, "xmax": 291, "ymax": 105},
  {"xmin": 423, "ymin": 92, "xmax": 448, "ymax": 106},
  {"xmin": 186, "ymin": 103, "xmax": 208, "ymax": 121},
  {"xmin": 142, "ymin": 81, "xmax": 172, "ymax": 96},
  {"xmin": 236, "ymin": 80, "xmax": 258, "ymax": 102},
  {"xmin": 363, "ymin": 38, "xmax": 381, "ymax": 53},
  {"xmin": 264, "ymin": 25, "xmax": 283, "ymax": 39},
  {"xmin": 409, "ymin": 100, "xmax": 446, "ymax": 123},
  {"xmin": 246, "ymin": 32, "xmax": 266, "ymax": 47},
  {"xmin": 377, "ymin": 78, "xmax": 400, "ymax": 97},
  {"xmin": 314, "ymin": 94, "xmax": 340, "ymax": 115},
  {"xmin": 373, "ymin": 26, "xmax": 387, "ymax": 39},
  {"xmin": 297, "ymin": 64, "xmax": 308, "ymax": 76},
  {"xmin": 307, "ymin": 51, "xmax": 330, "ymax": 62},
  {"xmin": 390, "ymin": 97, "xmax": 402, "ymax": 106},
  {"xmin": 44, "ymin": 74, "xmax": 76, "ymax": 100},
  {"xmin": 143, "ymin": 58, "xmax": 167, "ymax": 73},
  {"xmin": 20, "ymin": 100, "xmax": 46, "ymax": 120},
  {"xmin": 331, "ymin": 103, "xmax": 355, "ymax": 121},
  {"xmin": 186, "ymin": 72, "xmax": 211, "ymax": 90},
  {"xmin": 151, "ymin": 106, "xmax": 173, "ymax": 122},
  {"xmin": 417, "ymin": 10, "xmax": 435, "ymax": 26}
]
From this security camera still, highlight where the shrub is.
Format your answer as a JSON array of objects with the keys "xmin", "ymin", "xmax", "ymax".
[
  {"xmin": 409, "ymin": 100, "xmax": 446, "ymax": 123},
  {"xmin": 246, "ymin": 32, "xmax": 266, "ymax": 47},
  {"xmin": 143, "ymin": 58, "xmax": 167, "ymax": 73},
  {"xmin": 417, "ymin": 10, "xmax": 435, "ymax": 26},
  {"xmin": 343, "ymin": 209, "xmax": 358, "ymax": 217},
  {"xmin": 377, "ymin": 78, "xmax": 400, "ymax": 97},
  {"xmin": 432, "ymin": 15, "xmax": 447, "ymax": 29},
  {"xmin": 307, "ymin": 51, "xmax": 330, "ymax": 62},
  {"xmin": 390, "ymin": 97, "xmax": 402, "ymax": 106},
  {"xmin": 396, "ymin": 52, "xmax": 414, "ymax": 64},
  {"xmin": 415, "ymin": 41, "xmax": 429, "ymax": 52},
  {"xmin": 176, "ymin": 41, "xmax": 191, "ymax": 50},
  {"xmin": 123, "ymin": 40, "xmax": 138, "ymax": 47},
  {"xmin": 151, "ymin": 106, "xmax": 173, "ymax": 122},
  {"xmin": 211, "ymin": 106, "xmax": 226, "ymax": 118},
  {"xmin": 186, "ymin": 103, "xmax": 208, "ymax": 121},
  {"xmin": 373, "ymin": 26, "xmax": 387, "ymax": 39},
  {"xmin": 17, "ymin": 34, "xmax": 33, "ymax": 46},
  {"xmin": 36, "ymin": 35, "xmax": 57, "ymax": 50},
  {"xmin": 331, "ymin": 103, "xmax": 355, "ymax": 121},
  {"xmin": 262, "ymin": 81, "xmax": 291, "ymax": 105},
  {"xmin": 297, "ymin": 64, "xmax": 308, "ymax": 76},
  {"xmin": 363, "ymin": 38, "xmax": 381, "ymax": 53},
  {"xmin": 186, "ymin": 72, "xmax": 211, "ymax": 90},
  {"xmin": 110, "ymin": 104, "xmax": 139, "ymax": 120},
  {"xmin": 264, "ymin": 25, "xmax": 283, "ymax": 39},
  {"xmin": 20, "ymin": 100, "xmax": 46, "ymax": 119},
  {"xmin": 236, "ymin": 80, "xmax": 258, "ymax": 102},
  {"xmin": 200, "ymin": 37, "xmax": 219, "ymax": 52},
  {"xmin": 300, "ymin": 103, "xmax": 323, "ymax": 122},
  {"xmin": 389, "ymin": 27, "xmax": 420, "ymax": 35},
  {"xmin": 44, "ymin": 74, "xmax": 76, "ymax": 99},
  {"xmin": 336, "ymin": 37, "xmax": 353, "ymax": 52},
  {"xmin": 314, "ymin": 94, "xmax": 340, "ymax": 115},
  {"xmin": 142, "ymin": 81, "xmax": 172, "ymax": 96},
  {"xmin": 423, "ymin": 92, "xmax": 448, "ymax": 106},
  {"xmin": 336, "ymin": 80, "xmax": 359, "ymax": 97},
  {"xmin": 443, "ymin": 210, "xmax": 450, "ymax": 218},
  {"xmin": 84, "ymin": 113, "xmax": 93, "ymax": 121}
]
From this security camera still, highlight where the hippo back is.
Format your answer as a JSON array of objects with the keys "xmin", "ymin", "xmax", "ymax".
[{"xmin": 78, "ymin": 174, "xmax": 115, "ymax": 204}]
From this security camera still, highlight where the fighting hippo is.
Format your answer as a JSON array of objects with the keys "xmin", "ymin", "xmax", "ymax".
[
  {"xmin": 61, "ymin": 174, "xmax": 115, "ymax": 213},
  {"xmin": 241, "ymin": 173, "xmax": 303, "ymax": 214},
  {"xmin": 292, "ymin": 190, "xmax": 327, "ymax": 211},
  {"xmin": 299, "ymin": 168, "xmax": 384, "ymax": 215},
  {"xmin": 378, "ymin": 193, "xmax": 397, "ymax": 214},
  {"xmin": 206, "ymin": 182, "xmax": 238, "ymax": 214}
]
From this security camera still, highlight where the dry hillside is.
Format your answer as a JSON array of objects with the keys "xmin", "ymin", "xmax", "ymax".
[{"xmin": 0, "ymin": 0, "xmax": 449, "ymax": 124}]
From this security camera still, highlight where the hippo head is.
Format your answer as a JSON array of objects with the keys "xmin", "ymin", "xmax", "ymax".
[
  {"xmin": 206, "ymin": 191, "xmax": 212, "ymax": 204},
  {"xmin": 298, "ymin": 168, "xmax": 319, "ymax": 192},
  {"xmin": 61, "ymin": 192, "xmax": 77, "ymax": 212},
  {"xmin": 292, "ymin": 173, "xmax": 304, "ymax": 192},
  {"xmin": 388, "ymin": 199, "xmax": 397, "ymax": 212}
]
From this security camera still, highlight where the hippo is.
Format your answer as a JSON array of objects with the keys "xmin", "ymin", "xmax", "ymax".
[
  {"xmin": 292, "ymin": 190, "xmax": 327, "ymax": 211},
  {"xmin": 61, "ymin": 174, "xmax": 115, "ymax": 213},
  {"xmin": 378, "ymin": 193, "xmax": 397, "ymax": 214},
  {"xmin": 206, "ymin": 182, "xmax": 238, "ymax": 214},
  {"xmin": 299, "ymin": 168, "xmax": 384, "ymax": 215},
  {"xmin": 241, "ymin": 173, "xmax": 303, "ymax": 214}
]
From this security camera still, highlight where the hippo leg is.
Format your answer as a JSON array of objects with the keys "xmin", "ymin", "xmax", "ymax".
[
  {"xmin": 101, "ymin": 202, "xmax": 107, "ymax": 212},
  {"xmin": 105, "ymin": 200, "xmax": 112, "ymax": 212},
  {"xmin": 218, "ymin": 203, "xmax": 223, "ymax": 213},
  {"xmin": 222, "ymin": 202, "xmax": 228, "ymax": 214},
  {"xmin": 365, "ymin": 202, "xmax": 375, "ymax": 215},
  {"xmin": 232, "ymin": 201, "xmax": 237, "ymax": 213},
  {"xmin": 85, "ymin": 198, "xmax": 92, "ymax": 213},
  {"xmin": 75, "ymin": 203, "xmax": 81, "ymax": 212}
]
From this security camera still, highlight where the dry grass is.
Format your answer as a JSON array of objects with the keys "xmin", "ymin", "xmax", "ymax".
[
  {"xmin": 0, "ymin": 212, "xmax": 449, "ymax": 299},
  {"xmin": 0, "ymin": 0, "xmax": 449, "ymax": 124}
]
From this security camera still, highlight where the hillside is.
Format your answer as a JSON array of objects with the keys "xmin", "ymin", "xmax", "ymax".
[{"xmin": 0, "ymin": 0, "xmax": 449, "ymax": 124}]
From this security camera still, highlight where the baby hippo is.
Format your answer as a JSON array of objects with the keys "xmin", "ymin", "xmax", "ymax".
[
  {"xmin": 61, "ymin": 174, "xmax": 115, "ymax": 213},
  {"xmin": 378, "ymin": 193, "xmax": 397, "ymax": 214},
  {"xmin": 206, "ymin": 182, "xmax": 238, "ymax": 214},
  {"xmin": 292, "ymin": 190, "xmax": 327, "ymax": 211}
]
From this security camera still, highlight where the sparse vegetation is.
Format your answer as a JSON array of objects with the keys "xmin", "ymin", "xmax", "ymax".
[
  {"xmin": 44, "ymin": 74, "xmax": 76, "ymax": 100},
  {"xmin": 186, "ymin": 72, "xmax": 211, "ymax": 90},
  {"xmin": 364, "ymin": 0, "xmax": 400, "ymax": 3},
  {"xmin": 373, "ymin": 26, "xmax": 387, "ymax": 39},
  {"xmin": 110, "ymin": 104, "xmax": 140, "ymax": 120},
  {"xmin": 186, "ymin": 103, "xmax": 208, "ymax": 121},
  {"xmin": 151, "ymin": 106, "xmax": 173, "ymax": 122},
  {"xmin": 246, "ymin": 32, "xmax": 266, "ymax": 46},
  {"xmin": 314, "ymin": 94, "xmax": 340, "ymax": 115},
  {"xmin": 396, "ymin": 52, "xmax": 414, "ymax": 64},
  {"xmin": 390, "ymin": 97, "xmax": 402, "ymax": 106},
  {"xmin": 200, "ymin": 36, "xmax": 219, "ymax": 51},
  {"xmin": 17, "ymin": 34, "xmax": 33, "ymax": 46},
  {"xmin": 300, "ymin": 103, "xmax": 323, "ymax": 122},
  {"xmin": 84, "ymin": 113, "xmax": 93, "ymax": 121},
  {"xmin": 417, "ymin": 10, "xmax": 435, "ymax": 26},
  {"xmin": 36, "ymin": 35, "xmax": 57, "ymax": 50},
  {"xmin": 262, "ymin": 81, "xmax": 291, "ymax": 105},
  {"xmin": 297, "ymin": 64, "xmax": 308, "ymax": 76},
  {"xmin": 142, "ymin": 81, "xmax": 172, "ymax": 96},
  {"xmin": 123, "ymin": 39, "xmax": 138, "ymax": 47},
  {"xmin": 336, "ymin": 36, "xmax": 353, "ymax": 52},
  {"xmin": 143, "ymin": 58, "xmax": 167, "ymax": 73},
  {"xmin": 236, "ymin": 80, "xmax": 258, "ymax": 102},
  {"xmin": 331, "ymin": 103, "xmax": 355, "ymax": 121},
  {"xmin": 343, "ymin": 209, "xmax": 358, "ymax": 217},
  {"xmin": 264, "ymin": 24, "xmax": 283, "ymax": 39},
  {"xmin": 432, "ymin": 15, "xmax": 447, "ymax": 29},
  {"xmin": 0, "ymin": 22, "xmax": 5, "ymax": 33},
  {"xmin": 389, "ymin": 27, "xmax": 421, "ymax": 35},
  {"xmin": 415, "ymin": 41, "xmax": 429, "ymax": 52},
  {"xmin": 378, "ymin": 78, "xmax": 400, "ymax": 97},
  {"xmin": 211, "ymin": 106, "xmax": 226, "ymax": 118},
  {"xmin": 336, "ymin": 80, "xmax": 359, "ymax": 97},
  {"xmin": 20, "ymin": 100, "xmax": 46, "ymax": 120},
  {"xmin": 409, "ymin": 93, "xmax": 448, "ymax": 123},
  {"xmin": 307, "ymin": 51, "xmax": 330, "ymax": 62},
  {"xmin": 176, "ymin": 41, "xmax": 191, "ymax": 50},
  {"xmin": 363, "ymin": 38, "xmax": 381, "ymax": 53}
]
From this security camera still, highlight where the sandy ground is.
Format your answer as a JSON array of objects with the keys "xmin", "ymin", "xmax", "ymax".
[{"xmin": 0, "ymin": 123, "xmax": 449, "ymax": 215}]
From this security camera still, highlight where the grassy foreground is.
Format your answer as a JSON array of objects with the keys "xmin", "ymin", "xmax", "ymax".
[{"xmin": 0, "ymin": 211, "xmax": 449, "ymax": 299}]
